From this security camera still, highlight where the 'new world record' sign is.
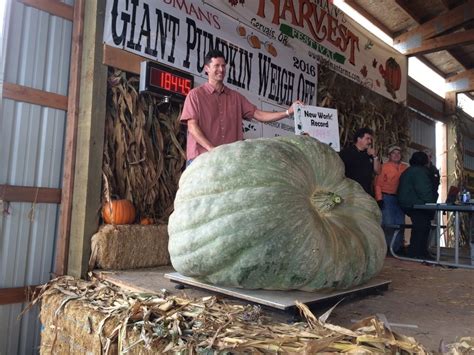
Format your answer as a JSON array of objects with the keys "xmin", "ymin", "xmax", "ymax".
[{"xmin": 294, "ymin": 105, "xmax": 340, "ymax": 151}]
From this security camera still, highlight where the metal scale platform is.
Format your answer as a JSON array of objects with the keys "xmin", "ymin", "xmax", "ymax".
[{"xmin": 165, "ymin": 272, "xmax": 391, "ymax": 311}]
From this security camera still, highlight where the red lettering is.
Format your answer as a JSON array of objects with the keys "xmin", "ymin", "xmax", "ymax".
[
  {"xmin": 255, "ymin": 0, "xmax": 360, "ymax": 65},
  {"xmin": 326, "ymin": 13, "xmax": 340, "ymax": 48},
  {"xmin": 280, "ymin": 0, "xmax": 298, "ymax": 26}
]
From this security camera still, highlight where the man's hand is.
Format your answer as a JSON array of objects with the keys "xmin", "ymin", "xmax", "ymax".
[
  {"xmin": 187, "ymin": 119, "xmax": 215, "ymax": 151},
  {"xmin": 287, "ymin": 100, "xmax": 304, "ymax": 116}
]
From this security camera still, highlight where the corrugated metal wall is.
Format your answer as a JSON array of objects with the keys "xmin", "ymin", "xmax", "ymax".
[
  {"xmin": 408, "ymin": 80, "xmax": 444, "ymax": 114},
  {"xmin": 407, "ymin": 81, "xmax": 438, "ymax": 163},
  {"xmin": 465, "ymin": 137, "xmax": 474, "ymax": 170},
  {"xmin": 0, "ymin": 0, "xmax": 73, "ymax": 353}
]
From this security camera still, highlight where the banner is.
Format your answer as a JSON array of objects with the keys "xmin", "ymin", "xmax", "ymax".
[
  {"xmin": 294, "ymin": 105, "xmax": 340, "ymax": 151},
  {"xmin": 103, "ymin": 0, "xmax": 318, "ymax": 141},
  {"xmin": 205, "ymin": 0, "xmax": 407, "ymax": 103}
]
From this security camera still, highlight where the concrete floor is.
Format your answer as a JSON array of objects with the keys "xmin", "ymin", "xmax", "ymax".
[{"xmin": 94, "ymin": 257, "xmax": 474, "ymax": 353}]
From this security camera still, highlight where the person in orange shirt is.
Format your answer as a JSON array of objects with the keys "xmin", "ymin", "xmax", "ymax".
[{"xmin": 375, "ymin": 145, "xmax": 408, "ymax": 253}]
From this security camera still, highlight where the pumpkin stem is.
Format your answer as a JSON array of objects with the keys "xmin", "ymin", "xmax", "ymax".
[{"xmin": 310, "ymin": 190, "xmax": 343, "ymax": 213}]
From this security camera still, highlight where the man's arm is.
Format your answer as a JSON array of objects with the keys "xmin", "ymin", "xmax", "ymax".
[
  {"xmin": 253, "ymin": 109, "xmax": 290, "ymax": 122},
  {"xmin": 187, "ymin": 119, "xmax": 215, "ymax": 152},
  {"xmin": 367, "ymin": 147, "xmax": 381, "ymax": 174},
  {"xmin": 253, "ymin": 100, "xmax": 302, "ymax": 122},
  {"xmin": 374, "ymin": 168, "xmax": 384, "ymax": 202},
  {"xmin": 373, "ymin": 156, "xmax": 381, "ymax": 175}
]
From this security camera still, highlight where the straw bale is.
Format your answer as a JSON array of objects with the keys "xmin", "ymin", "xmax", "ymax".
[
  {"xmin": 40, "ymin": 293, "xmax": 119, "ymax": 354},
  {"xmin": 40, "ymin": 291, "xmax": 157, "ymax": 354},
  {"xmin": 89, "ymin": 224, "xmax": 170, "ymax": 270},
  {"xmin": 35, "ymin": 276, "xmax": 430, "ymax": 354}
]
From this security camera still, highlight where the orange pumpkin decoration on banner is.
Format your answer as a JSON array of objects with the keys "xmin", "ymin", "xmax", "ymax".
[
  {"xmin": 102, "ymin": 200, "xmax": 136, "ymax": 224},
  {"xmin": 140, "ymin": 217, "xmax": 154, "ymax": 225},
  {"xmin": 379, "ymin": 57, "xmax": 402, "ymax": 99}
]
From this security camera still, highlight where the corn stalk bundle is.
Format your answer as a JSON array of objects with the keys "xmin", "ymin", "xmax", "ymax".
[
  {"xmin": 317, "ymin": 64, "xmax": 411, "ymax": 157},
  {"xmin": 447, "ymin": 110, "xmax": 470, "ymax": 246},
  {"xmin": 31, "ymin": 276, "xmax": 431, "ymax": 354},
  {"xmin": 103, "ymin": 69, "xmax": 186, "ymax": 223}
]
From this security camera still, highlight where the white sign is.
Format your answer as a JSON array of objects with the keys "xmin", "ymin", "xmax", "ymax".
[{"xmin": 294, "ymin": 105, "xmax": 340, "ymax": 151}]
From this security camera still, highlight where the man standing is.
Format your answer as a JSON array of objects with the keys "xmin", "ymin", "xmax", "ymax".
[
  {"xmin": 374, "ymin": 145, "xmax": 408, "ymax": 253},
  {"xmin": 180, "ymin": 49, "xmax": 301, "ymax": 163},
  {"xmin": 339, "ymin": 127, "xmax": 381, "ymax": 196}
]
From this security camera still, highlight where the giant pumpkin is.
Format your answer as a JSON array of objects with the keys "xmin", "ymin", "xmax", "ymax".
[{"xmin": 168, "ymin": 136, "xmax": 386, "ymax": 291}]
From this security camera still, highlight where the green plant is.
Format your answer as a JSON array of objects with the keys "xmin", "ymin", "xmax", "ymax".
[{"xmin": 168, "ymin": 136, "xmax": 386, "ymax": 291}]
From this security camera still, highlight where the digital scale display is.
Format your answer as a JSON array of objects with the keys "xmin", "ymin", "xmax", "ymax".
[{"xmin": 140, "ymin": 61, "xmax": 194, "ymax": 100}]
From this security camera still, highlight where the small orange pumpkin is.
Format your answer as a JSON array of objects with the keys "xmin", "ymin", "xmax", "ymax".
[
  {"xmin": 140, "ymin": 217, "xmax": 154, "ymax": 225},
  {"xmin": 102, "ymin": 200, "xmax": 136, "ymax": 224}
]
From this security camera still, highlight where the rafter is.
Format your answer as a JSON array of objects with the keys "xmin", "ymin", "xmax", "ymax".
[
  {"xmin": 400, "ymin": 29, "xmax": 474, "ymax": 55},
  {"xmin": 446, "ymin": 69, "xmax": 474, "ymax": 93},
  {"xmin": 395, "ymin": 0, "xmax": 423, "ymax": 24},
  {"xmin": 394, "ymin": 0, "xmax": 474, "ymax": 45},
  {"xmin": 343, "ymin": 0, "xmax": 394, "ymax": 38}
]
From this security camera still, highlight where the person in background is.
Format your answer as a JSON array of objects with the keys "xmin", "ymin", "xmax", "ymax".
[
  {"xmin": 180, "ymin": 49, "xmax": 302, "ymax": 164},
  {"xmin": 374, "ymin": 145, "xmax": 408, "ymax": 254},
  {"xmin": 423, "ymin": 148, "xmax": 440, "ymax": 201},
  {"xmin": 397, "ymin": 151, "xmax": 436, "ymax": 259},
  {"xmin": 339, "ymin": 127, "xmax": 381, "ymax": 197}
]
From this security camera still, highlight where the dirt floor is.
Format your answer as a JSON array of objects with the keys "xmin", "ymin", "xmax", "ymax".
[{"xmin": 95, "ymin": 257, "xmax": 474, "ymax": 353}]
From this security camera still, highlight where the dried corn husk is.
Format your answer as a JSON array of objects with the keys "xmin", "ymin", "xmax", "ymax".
[
  {"xmin": 317, "ymin": 63, "xmax": 411, "ymax": 157},
  {"xmin": 32, "ymin": 276, "xmax": 429, "ymax": 354},
  {"xmin": 103, "ymin": 68, "xmax": 186, "ymax": 224}
]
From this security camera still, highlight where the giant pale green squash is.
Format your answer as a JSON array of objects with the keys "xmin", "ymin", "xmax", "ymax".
[{"xmin": 168, "ymin": 136, "xmax": 386, "ymax": 291}]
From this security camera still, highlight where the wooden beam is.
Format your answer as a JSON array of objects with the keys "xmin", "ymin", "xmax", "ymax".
[
  {"xmin": 402, "ymin": 29, "xmax": 474, "ymax": 56},
  {"xmin": 408, "ymin": 141, "xmax": 430, "ymax": 152},
  {"xmin": 465, "ymin": 149, "xmax": 474, "ymax": 157},
  {"xmin": 67, "ymin": 0, "xmax": 107, "ymax": 279},
  {"xmin": 446, "ymin": 69, "xmax": 474, "ymax": 93},
  {"xmin": 416, "ymin": 56, "xmax": 447, "ymax": 78},
  {"xmin": 103, "ymin": 44, "xmax": 142, "ymax": 74},
  {"xmin": 394, "ymin": 0, "xmax": 474, "ymax": 50},
  {"xmin": 343, "ymin": 0, "xmax": 395, "ymax": 38},
  {"xmin": 395, "ymin": 0, "xmax": 423, "ymax": 23},
  {"xmin": 0, "ymin": 184, "xmax": 61, "ymax": 204},
  {"xmin": 17, "ymin": 0, "xmax": 74, "ymax": 21},
  {"xmin": 2, "ymin": 82, "xmax": 68, "ymax": 111},
  {"xmin": 407, "ymin": 94, "xmax": 445, "ymax": 121},
  {"xmin": 445, "ymin": 91, "xmax": 457, "ymax": 115},
  {"xmin": 0, "ymin": 286, "xmax": 40, "ymax": 305},
  {"xmin": 56, "ymin": 0, "xmax": 85, "ymax": 277}
]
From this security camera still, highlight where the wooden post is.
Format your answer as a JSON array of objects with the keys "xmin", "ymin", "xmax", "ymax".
[
  {"xmin": 445, "ymin": 91, "xmax": 457, "ymax": 116},
  {"xmin": 67, "ymin": 0, "xmax": 108, "ymax": 278},
  {"xmin": 55, "ymin": 0, "xmax": 85, "ymax": 277}
]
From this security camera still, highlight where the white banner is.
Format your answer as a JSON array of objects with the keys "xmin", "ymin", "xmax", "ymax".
[
  {"xmin": 205, "ymin": 0, "xmax": 407, "ymax": 103},
  {"xmin": 294, "ymin": 105, "xmax": 340, "ymax": 151},
  {"xmin": 103, "ymin": 0, "xmax": 317, "ymax": 113}
]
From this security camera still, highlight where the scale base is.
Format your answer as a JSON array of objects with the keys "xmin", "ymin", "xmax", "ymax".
[{"xmin": 165, "ymin": 272, "xmax": 391, "ymax": 311}]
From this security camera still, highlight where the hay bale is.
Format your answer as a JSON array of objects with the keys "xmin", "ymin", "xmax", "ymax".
[
  {"xmin": 37, "ymin": 276, "xmax": 429, "ymax": 354},
  {"xmin": 89, "ymin": 224, "xmax": 170, "ymax": 270},
  {"xmin": 40, "ymin": 292, "xmax": 159, "ymax": 354},
  {"xmin": 40, "ymin": 293, "xmax": 119, "ymax": 354}
]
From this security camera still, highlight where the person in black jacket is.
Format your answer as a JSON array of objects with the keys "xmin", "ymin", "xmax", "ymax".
[
  {"xmin": 398, "ymin": 151, "xmax": 436, "ymax": 259},
  {"xmin": 339, "ymin": 127, "xmax": 381, "ymax": 197}
]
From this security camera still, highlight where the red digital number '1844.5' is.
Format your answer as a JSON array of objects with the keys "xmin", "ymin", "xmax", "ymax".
[{"xmin": 160, "ymin": 71, "xmax": 191, "ymax": 95}]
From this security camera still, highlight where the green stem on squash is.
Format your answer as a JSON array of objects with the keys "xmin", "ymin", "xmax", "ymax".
[{"xmin": 310, "ymin": 190, "xmax": 343, "ymax": 213}]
